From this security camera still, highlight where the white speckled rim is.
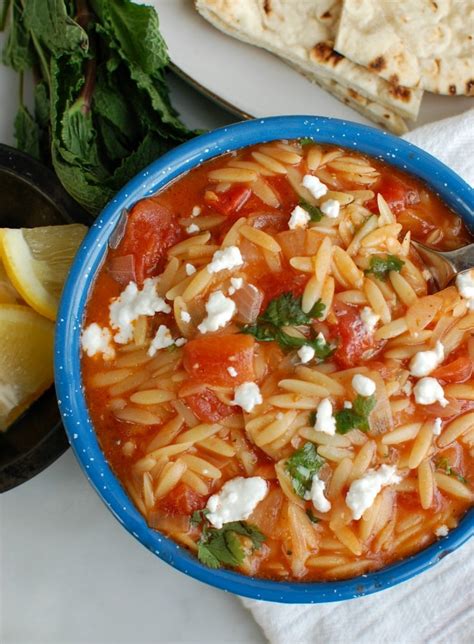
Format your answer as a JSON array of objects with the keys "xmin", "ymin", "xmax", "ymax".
[{"xmin": 55, "ymin": 116, "xmax": 474, "ymax": 604}]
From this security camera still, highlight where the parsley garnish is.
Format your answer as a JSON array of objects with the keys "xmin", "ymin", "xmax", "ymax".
[
  {"xmin": 299, "ymin": 199, "xmax": 323, "ymax": 222},
  {"xmin": 306, "ymin": 509, "xmax": 320, "ymax": 524},
  {"xmin": 435, "ymin": 458, "xmax": 468, "ymax": 484},
  {"xmin": 242, "ymin": 293, "xmax": 332, "ymax": 357},
  {"xmin": 285, "ymin": 442, "xmax": 325, "ymax": 498},
  {"xmin": 197, "ymin": 521, "xmax": 265, "ymax": 570},
  {"xmin": 364, "ymin": 255, "xmax": 405, "ymax": 281},
  {"xmin": 299, "ymin": 137, "xmax": 314, "ymax": 146},
  {"xmin": 334, "ymin": 395, "xmax": 377, "ymax": 434}
]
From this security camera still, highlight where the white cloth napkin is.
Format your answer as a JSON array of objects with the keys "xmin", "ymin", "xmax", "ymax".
[{"xmin": 241, "ymin": 109, "xmax": 474, "ymax": 644}]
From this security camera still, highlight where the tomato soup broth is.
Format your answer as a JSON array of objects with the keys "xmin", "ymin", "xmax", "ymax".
[{"xmin": 81, "ymin": 140, "xmax": 474, "ymax": 581}]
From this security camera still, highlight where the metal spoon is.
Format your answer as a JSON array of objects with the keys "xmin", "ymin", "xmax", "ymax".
[{"xmin": 410, "ymin": 240, "xmax": 474, "ymax": 289}]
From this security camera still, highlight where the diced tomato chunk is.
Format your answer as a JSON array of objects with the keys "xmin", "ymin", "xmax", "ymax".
[
  {"xmin": 368, "ymin": 176, "xmax": 420, "ymax": 214},
  {"xmin": 258, "ymin": 271, "xmax": 309, "ymax": 309},
  {"xmin": 185, "ymin": 388, "xmax": 235, "ymax": 423},
  {"xmin": 432, "ymin": 356, "xmax": 473, "ymax": 384},
  {"xmin": 331, "ymin": 303, "xmax": 377, "ymax": 368},
  {"xmin": 182, "ymin": 334, "xmax": 255, "ymax": 386},
  {"xmin": 207, "ymin": 185, "xmax": 251, "ymax": 217},
  {"xmin": 159, "ymin": 483, "xmax": 205, "ymax": 516},
  {"xmin": 114, "ymin": 197, "xmax": 182, "ymax": 284}
]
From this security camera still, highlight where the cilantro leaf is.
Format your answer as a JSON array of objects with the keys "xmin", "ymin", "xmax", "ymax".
[
  {"xmin": 197, "ymin": 521, "xmax": 265, "ymax": 570},
  {"xmin": 299, "ymin": 199, "xmax": 323, "ymax": 222},
  {"xmin": 334, "ymin": 395, "xmax": 376, "ymax": 434},
  {"xmin": 299, "ymin": 137, "xmax": 314, "ymax": 146},
  {"xmin": 285, "ymin": 442, "xmax": 325, "ymax": 498},
  {"xmin": 364, "ymin": 255, "xmax": 405, "ymax": 281}
]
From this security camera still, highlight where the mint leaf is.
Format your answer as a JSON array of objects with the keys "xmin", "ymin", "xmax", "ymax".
[
  {"xmin": 197, "ymin": 521, "xmax": 265, "ymax": 570},
  {"xmin": 364, "ymin": 255, "xmax": 405, "ymax": 281},
  {"xmin": 306, "ymin": 509, "xmax": 320, "ymax": 523},
  {"xmin": 335, "ymin": 395, "xmax": 376, "ymax": 434},
  {"xmin": 285, "ymin": 442, "xmax": 325, "ymax": 498},
  {"xmin": 299, "ymin": 199, "xmax": 323, "ymax": 222},
  {"xmin": 260, "ymin": 292, "xmax": 316, "ymax": 327}
]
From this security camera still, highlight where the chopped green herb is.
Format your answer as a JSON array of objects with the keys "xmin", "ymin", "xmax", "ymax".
[
  {"xmin": 260, "ymin": 292, "xmax": 314, "ymax": 327},
  {"xmin": 306, "ymin": 509, "xmax": 320, "ymax": 524},
  {"xmin": 299, "ymin": 137, "xmax": 314, "ymax": 147},
  {"xmin": 190, "ymin": 509, "xmax": 209, "ymax": 528},
  {"xmin": 334, "ymin": 395, "xmax": 377, "ymax": 434},
  {"xmin": 299, "ymin": 199, "xmax": 323, "ymax": 222},
  {"xmin": 197, "ymin": 521, "xmax": 265, "ymax": 570},
  {"xmin": 364, "ymin": 255, "xmax": 405, "ymax": 281},
  {"xmin": 285, "ymin": 442, "xmax": 325, "ymax": 498},
  {"xmin": 436, "ymin": 458, "xmax": 468, "ymax": 484},
  {"xmin": 242, "ymin": 293, "xmax": 332, "ymax": 356}
]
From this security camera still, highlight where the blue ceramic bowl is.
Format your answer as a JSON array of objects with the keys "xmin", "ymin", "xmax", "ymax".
[{"xmin": 55, "ymin": 116, "xmax": 474, "ymax": 603}]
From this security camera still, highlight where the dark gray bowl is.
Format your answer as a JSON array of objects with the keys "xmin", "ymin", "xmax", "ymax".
[{"xmin": 0, "ymin": 144, "xmax": 89, "ymax": 492}]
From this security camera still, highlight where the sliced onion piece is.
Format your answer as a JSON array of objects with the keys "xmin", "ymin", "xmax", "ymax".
[
  {"xmin": 234, "ymin": 283, "xmax": 264, "ymax": 324},
  {"xmin": 108, "ymin": 254, "xmax": 136, "ymax": 286}
]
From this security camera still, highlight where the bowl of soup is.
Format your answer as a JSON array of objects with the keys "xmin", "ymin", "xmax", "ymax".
[{"xmin": 55, "ymin": 116, "xmax": 474, "ymax": 603}]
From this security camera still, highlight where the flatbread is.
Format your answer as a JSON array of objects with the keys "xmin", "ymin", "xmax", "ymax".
[
  {"xmin": 335, "ymin": 0, "xmax": 474, "ymax": 96},
  {"xmin": 195, "ymin": 0, "xmax": 423, "ymax": 121},
  {"xmin": 288, "ymin": 60, "xmax": 408, "ymax": 134}
]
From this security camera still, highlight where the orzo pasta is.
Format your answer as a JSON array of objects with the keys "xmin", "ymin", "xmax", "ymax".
[{"xmin": 81, "ymin": 139, "xmax": 474, "ymax": 581}]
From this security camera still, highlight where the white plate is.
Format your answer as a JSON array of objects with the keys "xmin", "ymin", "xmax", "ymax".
[{"xmin": 154, "ymin": 0, "xmax": 472, "ymax": 131}]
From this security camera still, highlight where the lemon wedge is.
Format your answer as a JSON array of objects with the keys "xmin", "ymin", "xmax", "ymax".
[
  {"xmin": 0, "ymin": 304, "xmax": 55, "ymax": 431},
  {"xmin": 0, "ymin": 224, "xmax": 88, "ymax": 320},
  {"xmin": 0, "ymin": 259, "xmax": 20, "ymax": 304}
]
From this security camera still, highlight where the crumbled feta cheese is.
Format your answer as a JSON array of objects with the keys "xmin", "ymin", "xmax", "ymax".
[
  {"xmin": 207, "ymin": 246, "xmax": 243, "ymax": 274},
  {"xmin": 227, "ymin": 366, "xmax": 238, "ymax": 378},
  {"xmin": 304, "ymin": 473, "xmax": 331, "ymax": 513},
  {"xmin": 288, "ymin": 205, "xmax": 311, "ymax": 230},
  {"xmin": 320, "ymin": 199, "xmax": 340, "ymax": 219},
  {"xmin": 180, "ymin": 310, "xmax": 191, "ymax": 323},
  {"xmin": 302, "ymin": 174, "xmax": 328, "ymax": 199},
  {"xmin": 228, "ymin": 276, "xmax": 244, "ymax": 295},
  {"xmin": 81, "ymin": 323, "xmax": 115, "ymax": 359},
  {"xmin": 297, "ymin": 345, "xmax": 315, "ymax": 364},
  {"xmin": 206, "ymin": 476, "xmax": 268, "ymax": 529},
  {"xmin": 186, "ymin": 223, "xmax": 200, "ymax": 234},
  {"xmin": 456, "ymin": 270, "xmax": 474, "ymax": 310},
  {"xmin": 413, "ymin": 377, "xmax": 449, "ymax": 407},
  {"xmin": 185, "ymin": 263, "xmax": 196, "ymax": 276},
  {"xmin": 175, "ymin": 337, "xmax": 187, "ymax": 347},
  {"xmin": 191, "ymin": 206, "xmax": 201, "ymax": 217},
  {"xmin": 360, "ymin": 306, "xmax": 380, "ymax": 334},
  {"xmin": 314, "ymin": 398, "xmax": 336, "ymax": 435},
  {"xmin": 402, "ymin": 380, "xmax": 413, "ymax": 396},
  {"xmin": 109, "ymin": 278, "xmax": 170, "ymax": 344},
  {"xmin": 435, "ymin": 524, "xmax": 449, "ymax": 537},
  {"xmin": 346, "ymin": 465, "xmax": 401, "ymax": 520},
  {"xmin": 197, "ymin": 291, "xmax": 236, "ymax": 334},
  {"xmin": 433, "ymin": 417, "xmax": 443, "ymax": 436},
  {"xmin": 232, "ymin": 382, "xmax": 262, "ymax": 412},
  {"xmin": 344, "ymin": 401, "xmax": 353, "ymax": 409},
  {"xmin": 409, "ymin": 341, "xmax": 445, "ymax": 377},
  {"xmin": 148, "ymin": 325, "xmax": 174, "ymax": 357},
  {"xmin": 352, "ymin": 374, "xmax": 376, "ymax": 397}
]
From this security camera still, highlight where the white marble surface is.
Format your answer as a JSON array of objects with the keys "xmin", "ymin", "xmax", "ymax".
[{"xmin": 0, "ymin": 70, "xmax": 265, "ymax": 644}]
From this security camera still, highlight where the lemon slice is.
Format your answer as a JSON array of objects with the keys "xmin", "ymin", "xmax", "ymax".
[
  {"xmin": 0, "ymin": 304, "xmax": 55, "ymax": 431},
  {"xmin": 0, "ymin": 224, "xmax": 88, "ymax": 320},
  {"xmin": 0, "ymin": 259, "xmax": 20, "ymax": 304}
]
